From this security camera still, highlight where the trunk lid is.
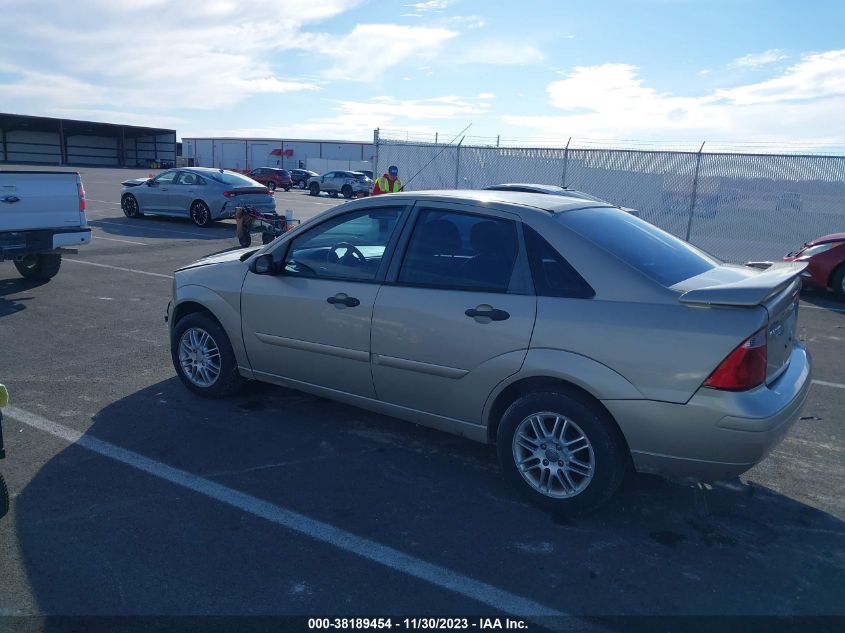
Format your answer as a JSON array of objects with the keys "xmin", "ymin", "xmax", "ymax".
[
  {"xmin": 674, "ymin": 263, "xmax": 804, "ymax": 384},
  {"xmin": 225, "ymin": 187, "xmax": 273, "ymax": 206}
]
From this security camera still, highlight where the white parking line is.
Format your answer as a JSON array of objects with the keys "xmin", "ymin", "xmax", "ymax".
[
  {"xmin": 812, "ymin": 379, "xmax": 845, "ymax": 390},
  {"xmin": 4, "ymin": 405, "xmax": 564, "ymax": 619},
  {"xmin": 87, "ymin": 199, "xmax": 121, "ymax": 206},
  {"xmin": 92, "ymin": 235, "xmax": 148, "ymax": 246},
  {"xmin": 64, "ymin": 259, "xmax": 173, "ymax": 279},
  {"xmin": 799, "ymin": 303, "xmax": 845, "ymax": 314}
]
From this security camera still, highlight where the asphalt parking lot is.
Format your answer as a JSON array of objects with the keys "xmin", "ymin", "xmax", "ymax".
[{"xmin": 0, "ymin": 166, "xmax": 844, "ymax": 628}]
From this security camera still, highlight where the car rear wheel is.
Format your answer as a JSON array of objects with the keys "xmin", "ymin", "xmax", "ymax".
[
  {"xmin": 309, "ymin": 183, "xmax": 320, "ymax": 196},
  {"xmin": 171, "ymin": 312, "xmax": 243, "ymax": 398},
  {"xmin": 284, "ymin": 186, "xmax": 291, "ymax": 192},
  {"xmin": 831, "ymin": 264, "xmax": 845, "ymax": 301},
  {"xmin": 14, "ymin": 254, "xmax": 62, "ymax": 281},
  {"xmin": 121, "ymin": 193, "xmax": 143, "ymax": 218},
  {"xmin": 190, "ymin": 200, "xmax": 213, "ymax": 227},
  {"xmin": 298, "ymin": 180, "xmax": 307, "ymax": 189},
  {"xmin": 267, "ymin": 181, "xmax": 276, "ymax": 192},
  {"xmin": 341, "ymin": 185, "xmax": 353, "ymax": 199},
  {"xmin": 497, "ymin": 390, "xmax": 628, "ymax": 514}
]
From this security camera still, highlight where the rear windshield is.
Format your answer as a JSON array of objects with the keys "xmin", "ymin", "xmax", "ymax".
[
  {"xmin": 558, "ymin": 207, "xmax": 718, "ymax": 286},
  {"xmin": 277, "ymin": 169, "xmax": 289, "ymax": 176},
  {"xmin": 207, "ymin": 171, "xmax": 260, "ymax": 187},
  {"xmin": 350, "ymin": 173, "xmax": 368, "ymax": 180}
]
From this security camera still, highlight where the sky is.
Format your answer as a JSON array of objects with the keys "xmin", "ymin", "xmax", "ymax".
[{"xmin": 1, "ymin": 0, "xmax": 844, "ymax": 150}]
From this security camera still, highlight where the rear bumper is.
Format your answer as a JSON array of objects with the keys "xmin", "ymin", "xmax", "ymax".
[
  {"xmin": 0, "ymin": 228, "xmax": 90, "ymax": 260},
  {"xmin": 604, "ymin": 345, "xmax": 812, "ymax": 482}
]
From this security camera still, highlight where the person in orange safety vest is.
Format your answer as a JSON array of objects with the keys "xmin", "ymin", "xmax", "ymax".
[{"xmin": 372, "ymin": 165, "xmax": 404, "ymax": 195}]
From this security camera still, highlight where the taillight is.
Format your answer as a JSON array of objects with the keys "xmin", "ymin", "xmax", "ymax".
[
  {"xmin": 78, "ymin": 182, "xmax": 86, "ymax": 211},
  {"xmin": 223, "ymin": 190, "xmax": 235, "ymax": 197},
  {"xmin": 704, "ymin": 328, "xmax": 767, "ymax": 391}
]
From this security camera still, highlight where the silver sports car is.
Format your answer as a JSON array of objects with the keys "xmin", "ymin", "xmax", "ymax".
[
  {"xmin": 167, "ymin": 190, "xmax": 811, "ymax": 513},
  {"xmin": 121, "ymin": 168, "xmax": 276, "ymax": 227}
]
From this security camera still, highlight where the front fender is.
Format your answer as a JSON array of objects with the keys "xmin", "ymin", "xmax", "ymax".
[
  {"xmin": 483, "ymin": 348, "xmax": 644, "ymax": 426},
  {"xmin": 172, "ymin": 284, "xmax": 253, "ymax": 377}
]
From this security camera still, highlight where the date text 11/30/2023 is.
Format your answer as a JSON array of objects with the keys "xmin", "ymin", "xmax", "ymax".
[{"xmin": 308, "ymin": 618, "xmax": 528, "ymax": 630}]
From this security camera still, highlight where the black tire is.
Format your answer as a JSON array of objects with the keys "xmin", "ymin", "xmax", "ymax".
[
  {"xmin": 309, "ymin": 182, "xmax": 320, "ymax": 196},
  {"xmin": 830, "ymin": 264, "xmax": 845, "ymax": 302},
  {"xmin": 496, "ymin": 390, "xmax": 628, "ymax": 514},
  {"xmin": 341, "ymin": 185, "xmax": 353, "ymax": 199},
  {"xmin": 284, "ymin": 186, "xmax": 291, "ymax": 192},
  {"xmin": 267, "ymin": 181, "xmax": 276, "ymax": 192},
  {"xmin": 14, "ymin": 254, "xmax": 62, "ymax": 281},
  {"xmin": 171, "ymin": 312, "xmax": 243, "ymax": 398},
  {"xmin": 190, "ymin": 200, "xmax": 214, "ymax": 227},
  {"xmin": 239, "ymin": 231, "xmax": 252, "ymax": 248},
  {"xmin": 0, "ymin": 472, "xmax": 9, "ymax": 520},
  {"xmin": 121, "ymin": 193, "xmax": 143, "ymax": 218},
  {"xmin": 299, "ymin": 180, "xmax": 308, "ymax": 189}
]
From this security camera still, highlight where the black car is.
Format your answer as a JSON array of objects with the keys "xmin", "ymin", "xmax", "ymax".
[{"xmin": 289, "ymin": 169, "xmax": 319, "ymax": 189}]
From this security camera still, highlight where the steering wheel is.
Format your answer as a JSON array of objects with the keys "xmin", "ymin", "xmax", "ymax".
[{"xmin": 328, "ymin": 242, "xmax": 367, "ymax": 265}]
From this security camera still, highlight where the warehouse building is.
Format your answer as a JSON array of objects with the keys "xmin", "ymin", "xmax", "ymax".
[
  {"xmin": 182, "ymin": 137, "xmax": 375, "ymax": 174},
  {"xmin": 0, "ymin": 112, "xmax": 176, "ymax": 167}
]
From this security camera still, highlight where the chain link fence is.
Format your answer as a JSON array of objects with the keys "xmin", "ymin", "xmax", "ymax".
[{"xmin": 374, "ymin": 131, "xmax": 845, "ymax": 263}]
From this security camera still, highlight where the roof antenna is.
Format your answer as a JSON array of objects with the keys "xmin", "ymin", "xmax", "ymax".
[{"xmin": 399, "ymin": 123, "xmax": 472, "ymax": 191}]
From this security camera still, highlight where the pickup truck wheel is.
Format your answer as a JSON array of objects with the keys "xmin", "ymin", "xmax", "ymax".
[
  {"xmin": 190, "ymin": 201, "xmax": 213, "ymax": 227},
  {"xmin": 121, "ymin": 193, "xmax": 142, "ymax": 218},
  {"xmin": 341, "ymin": 185, "xmax": 353, "ymax": 199},
  {"xmin": 14, "ymin": 254, "xmax": 62, "ymax": 281},
  {"xmin": 171, "ymin": 312, "xmax": 242, "ymax": 398},
  {"xmin": 497, "ymin": 391, "xmax": 628, "ymax": 515},
  {"xmin": 309, "ymin": 183, "xmax": 320, "ymax": 196}
]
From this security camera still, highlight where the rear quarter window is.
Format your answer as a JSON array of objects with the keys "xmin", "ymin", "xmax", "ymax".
[{"xmin": 558, "ymin": 207, "xmax": 718, "ymax": 286}]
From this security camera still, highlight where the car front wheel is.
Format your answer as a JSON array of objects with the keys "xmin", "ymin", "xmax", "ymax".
[
  {"xmin": 267, "ymin": 181, "xmax": 276, "ymax": 192},
  {"xmin": 171, "ymin": 312, "xmax": 243, "ymax": 398},
  {"xmin": 497, "ymin": 390, "xmax": 628, "ymax": 514},
  {"xmin": 831, "ymin": 263, "xmax": 845, "ymax": 301}
]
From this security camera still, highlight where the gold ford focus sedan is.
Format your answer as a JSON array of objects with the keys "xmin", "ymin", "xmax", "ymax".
[{"xmin": 168, "ymin": 190, "xmax": 812, "ymax": 513}]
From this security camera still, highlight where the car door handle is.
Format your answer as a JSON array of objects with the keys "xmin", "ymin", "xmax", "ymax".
[
  {"xmin": 465, "ymin": 307, "xmax": 510, "ymax": 321},
  {"xmin": 1, "ymin": 195, "xmax": 20, "ymax": 204},
  {"xmin": 327, "ymin": 294, "xmax": 360, "ymax": 307}
]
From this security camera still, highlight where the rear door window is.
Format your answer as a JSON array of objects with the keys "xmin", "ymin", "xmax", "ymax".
[
  {"xmin": 398, "ymin": 209, "xmax": 519, "ymax": 292},
  {"xmin": 558, "ymin": 207, "xmax": 718, "ymax": 286}
]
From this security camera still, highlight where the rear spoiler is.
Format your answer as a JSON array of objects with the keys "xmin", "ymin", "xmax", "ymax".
[{"xmin": 679, "ymin": 262, "xmax": 807, "ymax": 306}]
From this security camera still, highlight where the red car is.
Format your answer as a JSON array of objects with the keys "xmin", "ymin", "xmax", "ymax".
[
  {"xmin": 784, "ymin": 233, "xmax": 845, "ymax": 300},
  {"xmin": 247, "ymin": 167, "xmax": 292, "ymax": 192}
]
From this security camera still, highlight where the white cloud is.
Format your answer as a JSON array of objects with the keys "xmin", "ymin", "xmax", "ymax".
[
  {"xmin": 731, "ymin": 48, "xmax": 789, "ymax": 68},
  {"xmin": 477, "ymin": 92, "xmax": 496, "ymax": 99},
  {"xmin": 405, "ymin": 0, "xmax": 451, "ymax": 11},
  {"xmin": 502, "ymin": 50, "xmax": 845, "ymax": 146},
  {"xmin": 305, "ymin": 24, "xmax": 457, "ymax": 79},
  {"xmin": 449, "ymin": 15, "xmax": 487, "ymax": 29},
  {"xmin": 0, "ymin": 0, "xmax": 359, "ymax": 114},
  {"xmin": 458, "ymin": 42, "xmax": 543, "ymax": 65}
]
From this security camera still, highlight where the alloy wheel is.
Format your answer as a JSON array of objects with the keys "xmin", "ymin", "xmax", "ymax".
[
  {"xmin": 512, "ymin": 412, "xmax": 595, "ymax": 498},
  {"xmin": 178, "ymin": 327, "xmax": 221, "ymax": 387}
]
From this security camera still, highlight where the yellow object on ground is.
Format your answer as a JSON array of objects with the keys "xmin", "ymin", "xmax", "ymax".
[{"xmin": 0, "ymin": 384, "xmax": 8, "ymax": 408}]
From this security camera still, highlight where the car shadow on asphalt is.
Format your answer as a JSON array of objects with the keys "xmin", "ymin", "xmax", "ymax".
[
  {"xmin": 0, "ymin": 277, "xmax": 47, "ymax": 318},
  {"xmin": 11, "ymin": 377, "xmax": 845, "ymax": 617},
  {"xmin": 800, "ymin": 287, "xmax": 845, "ymax": 312},
  {"xmin": 89, "ymin": 216, "xmax": 236, "ymax": 241}
]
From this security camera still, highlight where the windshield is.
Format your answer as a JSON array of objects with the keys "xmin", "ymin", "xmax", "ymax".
[
  {"xmin": 207, "ymin": 171, "xmax": 261, "ymax": 187},
  {"xmin": 559, "ymin": 207, "xmax": 719, "ymax": 286}
]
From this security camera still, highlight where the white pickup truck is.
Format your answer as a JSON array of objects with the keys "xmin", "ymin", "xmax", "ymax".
[{"xmin": 0, "ymin": 171, "xmax": 91, "ymax": 280}]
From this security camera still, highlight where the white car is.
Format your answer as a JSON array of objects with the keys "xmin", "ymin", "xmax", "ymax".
[{"xmin": 0, "ymin": 170, "xmax": 91, "ymax": 280}]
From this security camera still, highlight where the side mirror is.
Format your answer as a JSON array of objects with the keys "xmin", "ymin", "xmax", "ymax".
[
  {"xmin": 251, "ymin": 253, "xmax": 275, "ymax": 275},
  {"xmin": 146, "ymin": 180, "xmax": 155, "ymax": 186}
]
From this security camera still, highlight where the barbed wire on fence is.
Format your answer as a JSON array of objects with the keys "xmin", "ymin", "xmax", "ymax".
[{"xmin": 374, "ymin": 128, "xmax": 845, "ymax": 263}]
